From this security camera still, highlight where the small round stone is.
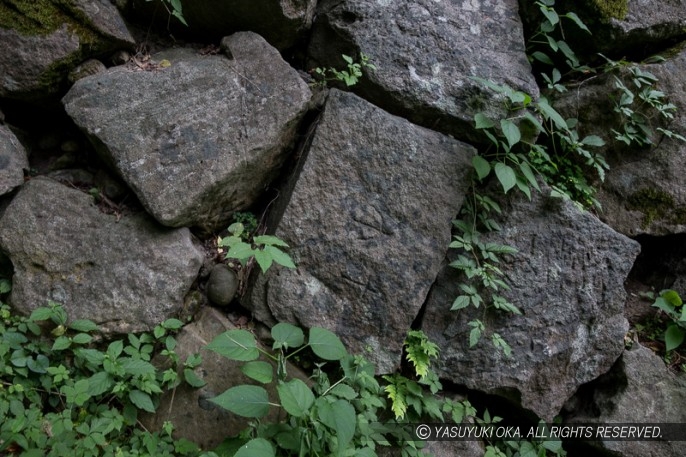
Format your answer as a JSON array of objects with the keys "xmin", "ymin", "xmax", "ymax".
[{"xmin": 206, "ymin": 264, "xmax": 239, "ymax": 306}]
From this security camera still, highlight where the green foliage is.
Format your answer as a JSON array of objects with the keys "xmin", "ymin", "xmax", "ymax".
[
  {"xmin": 651, "ymin": 290, "xmax": 686, "ymax": 352},
  {"xmin": 313, "ymin": 53, "xmax": 376, "ymax": 87},
  {"xmin": 602, "ymin": 55, "xmax": 686, "ymax": 147},
  {"xmin": 0, "ymin": 301, "xmax": 213, "ymax": 456},
  {"xmin": 480, "ymin": 413, "xmax": 566, "ymax": 457},
  {"xmin": 218, "ymin": 222, "xmax": 296, "ymax": 274},
  {"xmin": 207, "ymin": 325, "xmax": 474, "ymax": 456},
  {"xmin": 232, "ymin": 212, "xmax": 259, "ymax": 241},
  {"xmin": 147, "ymin": 0, "xmax": 188, "ymax": 26}
]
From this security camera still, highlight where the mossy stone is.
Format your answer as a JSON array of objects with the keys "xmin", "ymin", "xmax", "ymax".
[
  {"xmin": 587, "ymin": 0, "xmax": 629, "ymax": 21},
  {"xmin": 627, "ymin": 187, "xmax": 686, "ymax": 229},
  {"xmin": 206, "ymin": 264, "xmax": 239, "ymax": 306}
]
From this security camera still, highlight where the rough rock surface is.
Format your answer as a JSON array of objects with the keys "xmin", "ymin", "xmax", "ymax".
[
  {"xmin": 0, "ymin": 177, "xmax": 203, "ymax": 333},
  {"xmin": 132, "ymin": 0, "xmax": 316, "ymax": 51},
  {"xmin": 555, "ymin": 0, "xmax": 686, "ymax": 58},
  {"xmin": 555, "ymin": 46, "xmax": 686, "ymax": 236},
  {"xmin": 567, "ymin": 344, "xmax": 686, "ymax": 457},
  {"xmin": 248, "ymin": 89, "xmax": 475, "ymax": 373},
  {"xmin": 0, "ymin": 0, "xmax": 134, "ymax": 99},
  {"xmin": 308, "ymin": 0, "xmax": 538, "ymax": 143},
  {"xmin": 63, "ymin": 32, "xmax": 312, "ymax": 232},
  {"xmin": 141, "ymin": 306, "xmax": 308, "ymax": 450},
  {"xmin": 0, "ymin": 124, "xmax": 28, "ymax": 196},
  {"xmin": 422, "ymin": 189, "xmax": 641, "ymax": 421}
]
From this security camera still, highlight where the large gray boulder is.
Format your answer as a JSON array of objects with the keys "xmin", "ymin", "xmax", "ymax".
[
  {"xmin": 567, "ymin": 344, "xmax": 686, "ymax": 457},
  {"xmin": 0, "ymin": 0, "xmax": 134, "ymax": 100},
  {"xmin": 0, "ymin": 124, "xmax": 28, "ymax": 196},
  {"xmin": 0, "ymin": 177, "xmax": 203, "ymax": 334},
  {"xmin": 422, "ymin": 189, "xmax": 641, "ymax": 421},
  {"xmin": 248, "ymin": 90, "xmax": 475, "ymax": 373},
  {"xmin": 554, "ymin": 46, "xmax": 686, "ymax": 236},
  {"xmin": 308, "ymin": 0, "xmax": 539, "ymax": 144},
  {"xmin": 63, "ymin": 32, "xmax": 312, "ymax": 232},
  {"xmin": 131, "ymin": 0, "xmax": 316, "ymax": 51}
]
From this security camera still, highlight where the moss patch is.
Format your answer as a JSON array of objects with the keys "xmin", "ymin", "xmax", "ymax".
[
  {"xmin": 626, "ymin": 187, "xmax": 686, "ymax": 229},
  {"xmin": 587, "ymin": 0, "xmax": 629, "ymax": 22}
]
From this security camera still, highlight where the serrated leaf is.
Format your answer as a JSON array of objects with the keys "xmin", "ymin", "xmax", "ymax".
[
  {"xmin": 121, "ymin": 358, "xmax": 156, "ymax": 376},
  {"xmin": 210, "ymin": 385, "xmax": 270, "ymax": 418},
  {"xmin": 308, "ymin": 327, "xmax": 347, "ymax": 360},
  {"xmin": 241, "ymin": 361, "xmax": 273, "ymax": 384},
  {"xmin": 207, "ymin": 329, "xmax": 259, "ymax": 361},
  {"xmin": 329, "ymin": 383, "xmax": 358, "ymax": 400},
  {"xmin": 264, "ymin": 246, "xmax": 296, "ymax": 269},
  {"xmin": 494, "ymin": 162, "xmax": 517, "ymax": 193},
  {"xmin": 472, "ymin": 155, "xmax": 491, "ymax": 180},
  {"xmin": 71, "ymin": 333, "xmax": 93, "ymax": 345},
  {"xmin": 277, "ymin": 379, "xmax": 314, "ymax": 417},
  {"xmin": 162, "ymin": 318, "xmax": 184, "ymax": 330},
  {"xmin": 29, "ymin": 307, "xmax": 54, "ymax": 322},
  {"xmin": 87, "ymin": 372, "xmax": 113, "ymax": 396},
  {"xmin": 129, "ymin": 390, "xmax": 155, "ymax": 413},
  {"xmin": 227, "ymin": 242, "xmax": 254, "ymax": 261},
  {"xmin": 69, "ymin": 319, "xmax": 98, "ymax": 332},
  {"xmin": 253, "ymin": 235, "xmax": 289, "ymax": 247},
  {"xmin": 254, "ymin": 249, "xmax": 273, "ymax": 273},
  {"xmin": 234, "ymin": 438, "xmax": 275, "ymax": 457},
  {"xmin": 451, "ymin": 295, "xmax": 471, "ymax": 311},
  {"xmin": 271, "ymin": 322, "xmax": 305, "ymax": 349}
]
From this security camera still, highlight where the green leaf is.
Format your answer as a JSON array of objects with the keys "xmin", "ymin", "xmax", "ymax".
[
  {"xmin": 319, "ymin": 399, "xmax": 356, "ymax": 454},
  {"xmin": 234, "ymin": 438, "xmax": 275, "ymax": 457},
  {"xmin": 254, "ymin": 249, "xmax": 273, "ymax": 273},
  {"xmin": 207, "ymin": 329, "xmax": 259, "ymax": 361},
  {"xmin": 500, "ymin": 119, "xmax": 521, "ymax": 149},
  {"xmin": 241, "ymin": 361, "xmax": 273, "ymax": 384},
  {"xmin": 472, "ymin": 156, "xmax": 491, "ymax": 180},
  {"xmin": 531, "ymin": 51, "xmax": 554, "ymax": 65},
  {"xmin": 536, "ymin": 97, "xmax": 568, "ymax": 131},
  {"xmin": 52, "ymin": 336, "xmax": 72, "ymax": 351},
  {"xmin": 665, "ymin": 325, "xmax": 685, "ymax": 352},
  {"xmin": 308, "ymin": 327, "xmax": 348, "ymax": 360},
  {"xmin": 540, "ymin": 6, "xmax": 559, "ymax": 26},
  {"xmin": 662, "ymin": 290, "xmax": 683, "ymax": 307},
  {"xmin": 272, "ymin": 322, "xmax": 305, "ymax": 349},
  {"xmin": 108, "ymin": 340, "xmax": 124, "ymax": 358},
  {"xmin": 329, "ymin": 383, "xmax": 358, "ymax": 400},
  {"xmin": 210, "ymin": 385, "xmax": 270, "ymax": 418},
  {"xmin": 162, "ymin": 318, "xmax": 184, "ymax": 330},
  {"xmin": 581, "ymin": 135, "xmax": 605, "ymax": 147},
  {"xmin": 451, "ymin": 295, "xmax": 471, "ymax": 311},
  {"xmin": 226, "ymin": 242, "xmax": 254, "ymax": 261},
  {"xmin": 564, "ymin": 12, "xmax": 590, "ymax": 33},
  {"xmin": 494, "ymin": 163, "xmax": 517, "ymax": 193},
  {"xmin": 29, "ymin": 307, "xmax": 54, "ymax": 322},
  {"xmin": 71, "ymin": 333, "xmax": 93, "ymax": 345},
  {"xmin": 27, "ymin": 354, "xmax": 49, "ymax": 373},
  {"xmin": 253, "ymin": 235, "xmax": 289, "ymax": 247},
  {"xmin": 183, "ymin": 368, "xmax": 207, "ymax": 388},
  {"xmin": 121, "ymin": 358, "xmax": 156, "ymax": 376},
  {"xmin": 474, "ymin": 113, "xmax": 495, "ymax": 129},
  {"xmin": 69, "ymin": 319, "xmax": 98, "ymax": 332},
  {"xmin": 264, "ymin": 246, "xmax": 296, "ymax": 269},
  {"xmin": 129, "ymin": 390, "xmax": 156, "ymax": 413},
  {"xmin": 227, "ymin": 222, "xmax": 244, "ymax": 236},
  {"xmin": 87, "ymin": 372, "xmax": 113, "ymax": 396},
  {"xmin": 277, "ymin": 379, "xmax": 314, "ymax": 417}
]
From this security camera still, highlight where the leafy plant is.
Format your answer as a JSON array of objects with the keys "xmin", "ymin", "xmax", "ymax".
[
  {"xmin": 147, "ymin": 0, "xmax": 188, "ymax": 26},
  {"xmin": 0, "ymin": 300, "xmax": 213, "ymax": 456},
  {"xmin": 218, "ymin": 222, "xmax": 296, "ymax": 274},
  {"xmin": 313, "ymin": 53, "xmax": 376, "ymax": 87},
  {"xmin": 479, "ymin": 412, "xmax": 566, "ymax": 457},
  {"xmin": 206, "ymin": 325, "xmax": 474, "ymax": 457},
  {"xmin": 651, "ymin": 289, "xmax": 686, "ymax": 352},
  {"xmin": 232, "ymin": 212, "xmax": 259, "ymax": 241}
]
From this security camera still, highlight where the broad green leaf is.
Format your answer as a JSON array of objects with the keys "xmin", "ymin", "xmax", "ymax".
[
  {"xmin": 264, "ymin": 246, "xmax": 296, "ymax": 269},
  {"xmin": 254, "ymin": 249, "xmax": 273, "ymax": 273},
  {"xmin": 162, "ymin": 318, "xmax": 184, "ymax": 330},
  {"xmin": 564, "ymin": 12, "xmax": 590, "ymax": 33},
  {"xmin": 540, "ymin": 6, "xmax": 559, "ymax": 26},
  {"xmin": 329, "ymin": 383, "xmax": 358, "ymax": 400},
  {"xmin": 71, "ymin": 333, "xmax": 93, "ymax": 345},
  {"xmin": 87, "ymin": 372, "xmax": 113, "ymax": 396},
  {"xmin": 277, "ymin": 379, "xmax": 314, "ymax": 417},
  {"xmin": 29, "ymin": 307, "xmax": 54, "ymax": 322},
  {"xmin": 234, "ymin": 438, "xmax": 275, "ymax": 457},
  {"xmin": 451, "ymin": 295, "xmax": 471, "ymax": 311},
  {"xmin": 536, "ymin": 98, "xmax": 568, "ymax": 131},
  {"xmin": 308, "ymin": 327, "xmax": 347, "ymax": 360},
  {"xmin": 665, "ymin": 325, "xmax": 685, "ymax": 352},
  {"xmin": 319, "ymin": 399, "xmax": 356, "ymax": 454},
  {"xmin": 227, "ymin": 242, "xmax": 254, "ymax": 261},
  {"xmin": 69, "ymin": 319, "xmax": 98, "ymax": 332},
  {"xmin": 183, "ymin": 368, "xmax": 207, "ymax": 388},
  {"xmin": 253, "ymin": 235, "xmax": 289, "ymax": 247},
  {"xmin": 52, "ymin": 336, "xmax": 72, "ymax": 351},
  {"xmin": 474, "ymin": 112, "xmax": 495, "ymax": 129},
  {"xmin": 206, "ymin": 329, "xmax": 259, "ymax": 361},
  {"xmin": 27, "ymin": 354, "xmax": 49, "ymax": 373},
  {"xmin": 129, "ymin": 390, "xmax": 155, "ymax": 413},
  {"xmin": 210, "ymin": 385, "xmax": 270, "ymax": 418},
  {"xmin": 494, "ymin": 163, "xmax": 517, "ymax": 193},
  {"xmin": 472, "ymin": 155, "xmax": 491, "ymax": 180},
  {"xmin": 500, "ymin": 119, "xmax": 521, "ymax": 149},
  {"xmin": 518, "ymin": 161, "xmax": 540, "ymax": 190},
  {"xmin": 121, "ymin": 358, "xmax": 156, "ymax": 376},
  {"xmin": 227, "ymin": 222, "xmax": 244, "ymax": 236},
  {"xmin": 107, "ymin": 340, "xmax": 123, "ymax": 359},
  {"xmin": 531, "ymin": 51, "xmax": 553, "ymax": 65},
  {"xmin": 271, "ymin": 322, "xmax": 305, "ymax": 349},
  {"xmin": 581, "ymin": 135, "xmax": 605, "ymax": 147},
  {"xmin": 241, "ymin": 361, "xmax": 273, "ymax": 384}
]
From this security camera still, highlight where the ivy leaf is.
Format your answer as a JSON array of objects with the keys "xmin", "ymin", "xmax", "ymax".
[{"xmin": 494, "ymin": 163, "xmax": 517, "ymax": 193}]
